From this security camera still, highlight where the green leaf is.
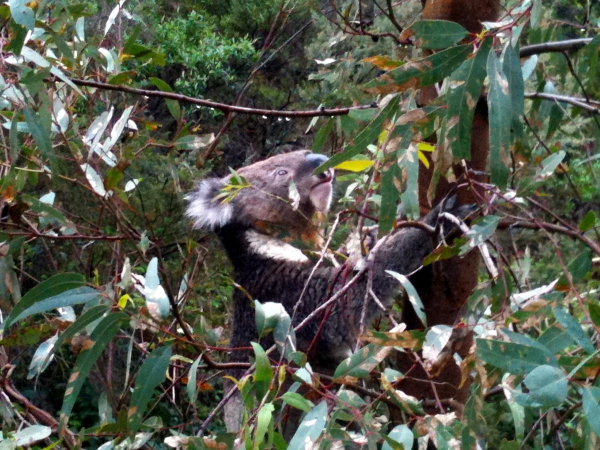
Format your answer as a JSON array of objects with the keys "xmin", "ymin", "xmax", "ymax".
[
  {"xmin": 24, "ymin": 193, "xmax": 67, "ymax": 224},
  {"xmin": 538, "ymin": 81, "xmax": 564, "ymax": 139},
  {"xmin": 501, "ymin": 43, "xmax": 525, "ymax": 121},
  {"xmin": 28, "ymin": 334, "xmax": 58, "ymax": 379},
  {"xmin": 54, "ymin": 305, "xmax": 110, "ymax": 351},
  {"xmin": 333, "ymin": 343, "xmax": 382, "ymax": 380},
  {"xmin": 365, "ymin": 45, "xmax": 471, "ymax": 94},
  {"xmin": 251, "ymin": 342, "xmax": 273, "ymax": 399},
  {"xmin": 124, "ymin": 25, "xmax": 142, "ymax": 51},
  {"xmin": 11, "ymin": 286, "xmax": 99, "ymax": 327},
  {"xmin": 530, "ymin": 0, "xmax": 542, "ymax": 28},
  {"xmin": 556, "ymin": 248, "xmax": 592, "ymax": 290},
  {"xmin": 174, "ymin": 135, "xmax": 197, "ymax": 150},
  {"xmin": 2, "ymin": 425, "xmax": 52, "ymax": 447},
  {"xmin": 536, "ymin": 150, "xmax": 565, "ymax": 180},
  {"xmin": 348, "ymin": 108, "xmax": 377, "ymax": 121},
  {"xmin": 554, "ymin": 308, "xmax": 595, "ymax": 354},
  {"xmin": 6, "ymin": 21, "xmax": 27, "ymax": 55},
  {"xmin": 255, "ymin": 301, "xmax": 282, "ymax": 336},
  {"xmin": 272, "ymin": 311, "xmax": 296, "ymax": 361},
  {"xmin": 578, "ymin": 210, "xmax": 597, "ymax": 232},
  {"xmin": 399, "ymin": 144, "xmax": 420, "ymax": 220},
  {"xmin": 149, "ymin": 77, "xmax": 181, "ymax": 120},
  {"xmin": 143, "ymin": 257, "xmax": 170, "ymax": 318},
  {"xmin": 60, "ymin": 312, "xmax": 126, "ymax": 429},
  {"xmin": 502, "ymin": 328, "xmax": 554, "ymax": 357},
  {"xmin": 51, "ymin": 32, "xmax": 75, "ymax": 63},
  {"xmin": 589, "ymin": 303, "xmax": 600, "ymax": 328},
  {"xmin": 186, "ymin": 354, "xmax": 203, "ymax": 403},
  {"xmin": 23, "ymin": 107, "xmax": 53, "ymax": 157},
  {"xmin": 445, "ymin": 38, "xmax": 490, "ymax": 159},
  {"xmin": 281, "ymin": 392, "xmax": 314, "ymax": 413},
  {"xmin": 254, "ymin": 402, "xmax": 274, "ymax": 450},
  {"xmin": 581, "ymin": 386, "xmax": 600, "ymax": 437},
  {"xmin": 383, "ymin": 424, "xmax": 414, "ymax": 450},
  {"xmin": 255, "ymin": 301, "xmax": 296, "ymax": 359},
  {"xmin": 379, "ymin": 163, "xmax": 401, "ymax": 236},
  {"xmin": 337, "ymin": 389, "xmax": 368, "ymax": 410},
  {"xmin": 312, "ymin": 118, "xmax": 334, "ymax": 153},
  {"xmin": 128, "ymin": 345, "xmax": 173, "ymax": 432},
  {"xmin": 3, "ymin": 274, "xmax": 87, "ymax": 331},
  {"xmin": 410, "ymin": 20, "xmax": 468, "ymax": 50},
  {"xmin": 502, "ymin": 383, "xmax": 525, "ymax": 441},
  {"xmin": 476, "ymin": 339, "xmax": 557, "ymax": 375},
  {"xmin": 386, "ymin": 271, "xmax": 426, "ymax": 327},
  {"xmin": 9, "ymin": 108, "xmax": 20, "ymax": 162},
  {"xmin": 107, "ymin": 71, "xmax": 136, "ymax": 85},
  {"xmin": 287, "ymin": 401, "xmax": 327, "ymax": 450},
  {"xmin": 462, "ymin": 215, "xmax": 500, "ymax": 252},
  {"xmin": 516, "ymin": 365, "xmax": 567, "ymax": 408},
  {"xmin": 317, "ymin": 96, "xmax": 400, "ymax": 171},
  {"xmin": 537, "ymin": 325, "xmax": 575, "ymax": 354},
  {"xmin": 487, "ymin": 50, "xmax": 511, "ymax": 190},
  {"xmin": 8, "ymin": 0, "xmax": 34, "ymax": 30},
  {"xmin": 0, "ymin": 249, "xmax": 21, "ymax": 307}
]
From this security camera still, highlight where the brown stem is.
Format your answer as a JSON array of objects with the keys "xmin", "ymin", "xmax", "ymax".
[
  {"xmin": 497, "ymin": 219, "xmax": 600, "ymax": 257},
  {"xmin": 524, "ymin": 92, "xmax": 600, "ymax": 114},
  {"xmin": 1, "ymin": 366, "xmax": 78, "ymax": 448},
  {"xmin": 53, "ymin": 78, "xmax": 378, "ymax": 118},
  {"xmin": 520, "ymin": 38, "xmax": 593, "ymax": 58}
]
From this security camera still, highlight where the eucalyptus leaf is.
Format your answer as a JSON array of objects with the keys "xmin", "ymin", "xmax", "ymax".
[
  {"xmin": 410, "ymin": 20, "xmax": 468, "ymax": 49},
  {"xmin": 516, "ymin": 365, "xmax": 567, "ymax": 408},
  {"xmin": 60, "ymin": 312, "xmax": 126, "ymax": 428},
  {"xmin": 383, "ymin": 424, "xmax": 414, "ymax": 450},
  {"xmin": 3, "ymin": 274, "xmax": 89, "ymax": 331},
  {"xmin": 287, "ymin": 401, "xmax": 327, "ymax": 450},
  {"xmin": 487, "ymin": 50, "xmax": 511, "ymax": 190},
  {"xmin": 128, "ymin": 345, "xmax": 173, "ymax": 433}
]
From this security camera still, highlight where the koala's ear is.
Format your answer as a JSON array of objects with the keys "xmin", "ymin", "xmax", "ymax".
[{"xmin": 186, "ymin": 178, "xmax": 234, "ymax": 230}]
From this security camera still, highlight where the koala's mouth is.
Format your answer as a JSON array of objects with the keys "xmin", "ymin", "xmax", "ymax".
[
  {"xmin": 312, "ymin": 168, "xmax": 334, "ymax": 187},
  {"xmin": 309, "ymin": 168, "xmax": 334, "ymax": 213}
]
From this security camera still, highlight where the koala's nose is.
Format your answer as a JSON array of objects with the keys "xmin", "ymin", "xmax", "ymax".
[{"xmin": 305, "ymin": 153, "xmax": 328, "ymax": 171}]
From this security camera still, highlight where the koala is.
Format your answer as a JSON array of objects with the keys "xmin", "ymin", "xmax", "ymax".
[
  {"xmin": 186, "ymin": 150, "xmax": 467, "ymax": 432},
  {"xmin": 186, "ymin": 150, "xmax": 447, "ymax": 365}
]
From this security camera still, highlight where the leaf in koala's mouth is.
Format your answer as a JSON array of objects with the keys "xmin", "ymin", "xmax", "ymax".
[{"xmin": 288, "ymin": 181, "xmax": 301, "ymax": 211}]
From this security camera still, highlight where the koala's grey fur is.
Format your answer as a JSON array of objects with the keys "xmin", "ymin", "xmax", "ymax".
[{"xmin": 186, "ymin": 150, "xmax": 450, "ymax": 431}]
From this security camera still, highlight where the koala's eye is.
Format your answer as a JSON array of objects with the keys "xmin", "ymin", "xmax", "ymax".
[{"xmin": 276, "ymin": 169, "xmax": 288, "ymax": 176}]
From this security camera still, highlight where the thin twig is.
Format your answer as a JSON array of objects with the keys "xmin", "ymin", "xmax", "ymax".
[
  {"xmin": 524, "ymin": 92, "xmax": 600, "ymax": 114},
  {"xmin": 52, "ymin": 78, "xmax": 378, "ymax": 118},
  {"xmin": 519, "ymin": 38, "xmax": 593, "ymax": 58},
  {"xmin": 2, "ymin": 366, "xmax": 78, "ymax": 448}
]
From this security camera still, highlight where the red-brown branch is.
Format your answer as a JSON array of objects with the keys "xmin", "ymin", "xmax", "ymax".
[
  {"xmin": 1, "ymin": 366, "xmax": 77, "ymax": 448},
  {"xmin": 61, "ymin": 78, "xmax": 379, "ymax": 117},
  {"xmin": 498, "ymin": 219, "xmax": 600, "ymax": 257}
]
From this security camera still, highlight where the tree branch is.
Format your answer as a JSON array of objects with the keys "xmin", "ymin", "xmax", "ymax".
[
  {"xmin": 2, "ymin": 366, "xmax": 77, "ymax": 448},
  {"xmin": 58, "ymin": 78, "xmax": 378, "ymax": 117},
  {"xmin": 525, "ymin": 92, "xmax": 600, "ymax": 114},
  {"xmin": 498, "ymin": 219, "xmax": 600, "ymax": 257},
  {"xmin": 519, "ymin": 38, "xmax": 593, "ymax": 58}
]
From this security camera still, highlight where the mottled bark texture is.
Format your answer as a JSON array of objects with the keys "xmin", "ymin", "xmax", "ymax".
[
  {"xmin": 421, "ymin": 0, "xmax": 501, "ymax": 34},
  {"xmin": 402, "ymin": 0, "xmax": 501, "ymax": 413}
]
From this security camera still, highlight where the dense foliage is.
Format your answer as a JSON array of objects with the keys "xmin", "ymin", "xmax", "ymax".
[{"xmin": 0, "ymin": 0, "xmax": 599, "ymax": 449}]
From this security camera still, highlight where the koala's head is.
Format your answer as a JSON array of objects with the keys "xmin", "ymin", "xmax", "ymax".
[{"xmin": 186, "ymin": 151, "xmax": 334, "ymax": 238}]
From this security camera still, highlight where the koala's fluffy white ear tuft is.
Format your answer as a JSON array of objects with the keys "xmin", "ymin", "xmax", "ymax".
[{"xmin": 186, "ymin": 178, "xmax": 234, "ymax": 230}]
